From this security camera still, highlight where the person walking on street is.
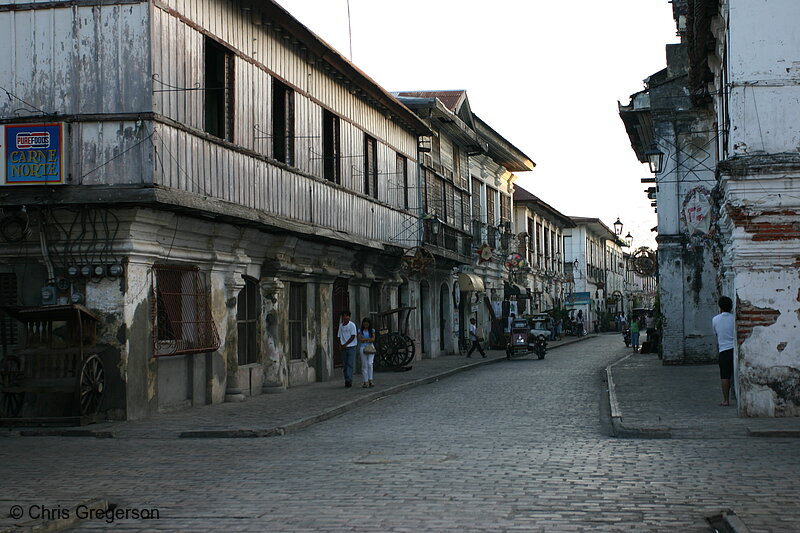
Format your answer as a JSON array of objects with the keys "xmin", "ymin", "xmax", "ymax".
[
  {"xmin": 630, "ymin": 316, "xmax": 641, "ymax": 353},
  {"xmin": 358, "ymin": 317, "xmax": 376, "ymax": 388},
  {"xmin": 467, "ymin": 317, "xmax": 486, "ymax": 358},
  {"xmin": 337, "ymin": 310, "xmax": 358, "ymax": 387},
  {"xmin": 712, "ymin": 296, "xmax": 735, "ymax": 406}
]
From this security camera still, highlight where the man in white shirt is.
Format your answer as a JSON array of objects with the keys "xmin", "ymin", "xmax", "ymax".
[
  {"xmin": 467, "ymin": 317, "xmax": 486, "ymax": 358},
  {"xmin": 712, "ymin": 296, "xmax": 735, "ymax": 406},
  {"xmin": 337, "ymin": 310, "xmax": 358, "ymax": 387}
]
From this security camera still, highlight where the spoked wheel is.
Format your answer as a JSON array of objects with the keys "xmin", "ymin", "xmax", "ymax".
[
  {"xmin": 0, "ymin": 356, "xmax": 24, "ymax": 418},
  {"xmin": 79, "ymin": 355, "xmax": 105, "ymax": 416},
  {"xmin": 376, "ymin": 333, "xmax": 416, "ymax": 369}
]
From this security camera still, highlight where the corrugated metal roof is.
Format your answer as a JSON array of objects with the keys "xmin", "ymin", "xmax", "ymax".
[{"xmin": 395, "ymin": 90, "xmax": 467, "ymax": 113}]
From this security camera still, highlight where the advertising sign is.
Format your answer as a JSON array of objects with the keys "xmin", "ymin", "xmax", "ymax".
[
  {"xmin": 565, "ymin": 292, "xmax": 592, "ymax": 306},
  {"xmin": 2, "ymin": 123, "xmax": 67, "ymax": 185}
]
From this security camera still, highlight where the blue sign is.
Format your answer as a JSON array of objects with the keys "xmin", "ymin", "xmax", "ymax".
[
  {"xmin": 4, "ymin": 123, "xmax": 66, "ymax": 185},
  {"xmin": 566, "ymin": 292, "xmax": 592, "ymax": 306}
]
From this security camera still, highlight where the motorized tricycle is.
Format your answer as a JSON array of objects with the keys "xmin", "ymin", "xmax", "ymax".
[{"xmin": 506, "ymin": 315, "xmax": 548, "ymax": 360}]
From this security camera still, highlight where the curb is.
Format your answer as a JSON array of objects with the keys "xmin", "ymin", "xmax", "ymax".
[
  {"xmin": 606, "ymin": 352, "xmax": 671, "ymax": 439},
  {"xmin": 180, "ymin": 355, "xmax": 506, "ymax": 439},
  {"xmin": 180, "ymin": 335, "xmax": 598, "ymax": 439},
  {"xmin": 747, "ymin": 428, "xmax": 800, "ymax": 438},
  {"xmin": 0, "ymin": 499, "xmax": 108, "ymax": 533}
]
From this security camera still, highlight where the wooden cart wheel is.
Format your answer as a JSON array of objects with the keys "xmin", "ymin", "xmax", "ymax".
[
  {"xmin": 79, "ymin": 354, "xmax": 105, "ymax": 416},
  {"xmin": 375, "ymin": 332, "xmax": 415, "ymax": 369},
  {"xmin": 0, "ymin": 356, "xmax": 24, "ymax": 418}
]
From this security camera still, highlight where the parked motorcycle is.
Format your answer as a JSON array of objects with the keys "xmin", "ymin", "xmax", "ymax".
[{"xmin": 623, "ymin": 327, "xmax": 631, "ymax": 347}]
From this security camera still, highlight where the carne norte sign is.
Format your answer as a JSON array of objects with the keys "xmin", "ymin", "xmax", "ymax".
[{"xmin": 1, "ymin": 123, "xmax": 67, "ymax": 185}]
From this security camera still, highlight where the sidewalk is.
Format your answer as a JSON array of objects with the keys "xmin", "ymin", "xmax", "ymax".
[
  {"xmin": 2, "ymin": 335, "xmax": 595, "ymax": 440},
  {"xmin": 607, "ymin": 350, "xmax": 800, "ymax": 439}
]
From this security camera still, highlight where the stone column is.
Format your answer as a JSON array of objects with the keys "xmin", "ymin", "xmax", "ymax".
[
  {"xmin": 223, "ymin": 273, "xmax": 246, "ymax": 402},
  {"xmin": 260, "ymin": 277, "xmax": 287, "ymax": 393}
]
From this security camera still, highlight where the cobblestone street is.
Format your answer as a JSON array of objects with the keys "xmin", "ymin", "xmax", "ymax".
[{"xmin": 2, "ymin": 335, "xmax": 800, "ymax": 532}]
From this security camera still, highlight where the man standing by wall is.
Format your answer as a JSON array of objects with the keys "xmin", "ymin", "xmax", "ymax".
[
  {"xmin": 337, "ymin": 310, "xmax": 358, "ymax": 388},
  {"xmin": 712, "ymin": 297, "xmax": 735, "ymax": 407}
]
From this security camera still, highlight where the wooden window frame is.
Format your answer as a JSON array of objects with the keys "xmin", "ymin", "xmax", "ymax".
[
  {"xmin": 204, "ymin": 37, "xmax": 235, "ymax": 141},
  {"xmin": 364, "ymin": 134, "xmax": 378, "ymax": 198},
  {"xmin": 323, "ymin": 109, "xmax": 341, "ymax": 183},
  {"xmin": 272, "ymin": 78, "xmax": 295, "ymax": 165},
  {"xmin": 396, "ymin": 152, "xmax": 409, "ymax": 209}
]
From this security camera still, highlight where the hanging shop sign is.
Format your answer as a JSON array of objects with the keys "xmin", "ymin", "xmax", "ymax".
[{"xmin": 1, "ymin": 123, "xmax": 68, "ymax": 186}]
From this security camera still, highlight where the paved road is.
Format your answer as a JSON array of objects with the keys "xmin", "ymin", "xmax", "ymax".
[{"xmin": 2, "ymin": 335, "xmax": 800, "ymax": 532}]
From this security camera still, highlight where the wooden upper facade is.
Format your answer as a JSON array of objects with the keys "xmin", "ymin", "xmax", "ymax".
[{"xmin": 0, "ymin": 0, "xmax": 429, "ymax": 248}]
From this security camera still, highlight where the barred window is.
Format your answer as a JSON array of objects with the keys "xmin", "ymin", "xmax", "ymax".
[
  {"xmin": 289, "ymin": 283, "xmax": 305, "ymax": 360},
  {"xmin": 500, "ymin": 194, "xmax": 511, "ymax": 222},
  {"xmin": 273, "ymin": 79, "xmax": 295, "ymax": 165},
  {"xmin": 396, "ymin": 153, "xmax": 409, "ymax": 209},
  {"xmin": 237, "ymin": 277, "xmax": 260, "ymax": 365},
  {"xmin": 471, "ymin": 177, "xmax": 481, "ymax": 221},
  {"xmin": 0, "ymin": 273, "xmax": 18, "ymax": 346},
  {"xmin": 364, "ymin": 134, "xmax": 378, "ymax": 198},
  {"xmin": 152, "ymin": 265, "xmax": 220, "ymax": 357},
  {"xmin": 486, "ymin": 186, "xmax": 496, "ymax": 226}
]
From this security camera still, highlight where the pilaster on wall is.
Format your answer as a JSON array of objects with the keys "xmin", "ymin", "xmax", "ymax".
[
  {"xmin": 260, "ymin": 277, "xmax": 288, "ymax": 390},
  {"xmin": 719, "ymin": 157, "xmax": 800, "ymax": 416}
]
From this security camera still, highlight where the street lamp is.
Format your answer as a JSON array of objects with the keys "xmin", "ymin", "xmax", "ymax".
[
  {"xmin": 644, "ymin": 144, "xmax": 665, "ymax": 174},
  {"xmin": 430, "ymin": 214, "xmax": 441, "ymax": 236},
  {"xmin": 613, "ymin": 218, "xmax": 623, "ymax": 236},
  {"xmin": 624, "ymin": 232, "xmax": 633, "ymax": 248}
]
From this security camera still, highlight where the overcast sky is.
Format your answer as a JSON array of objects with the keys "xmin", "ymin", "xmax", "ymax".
[{"xmin": 275, "ymin": 0, "xmax": 678, "ymax": 249}]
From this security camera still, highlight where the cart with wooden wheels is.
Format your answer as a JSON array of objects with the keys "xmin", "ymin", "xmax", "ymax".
[
  {"xmin": 0, "ymin": 305, "xmax": 106, "ymax": 424},
  {"xmin": 374, "ymin": 306, "xmax": 417, "ymax": 370}
]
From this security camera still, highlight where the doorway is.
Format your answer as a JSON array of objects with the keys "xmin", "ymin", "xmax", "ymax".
[
  {"xmin": 332, "ymin": 277, "xmax": 349, "ymax": 368},
  {"xmin": 439, "ymin": 283, "xmax": 448, "ymax": 352}
]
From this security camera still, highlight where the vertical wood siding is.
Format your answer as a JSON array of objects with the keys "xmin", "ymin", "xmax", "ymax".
[{"xmin": 0, "ymin": 4, "xmax": 150, "ymax": 117}]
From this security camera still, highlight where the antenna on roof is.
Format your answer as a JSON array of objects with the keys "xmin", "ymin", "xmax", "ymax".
[{"xmin": 346, "ymin": 0, "xmax": 353, "ymax": 60}]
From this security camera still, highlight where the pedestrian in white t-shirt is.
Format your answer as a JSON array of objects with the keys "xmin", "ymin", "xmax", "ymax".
[{"xmin": 712, "ymin": 296, "xmax": 735, "ymax": 406}]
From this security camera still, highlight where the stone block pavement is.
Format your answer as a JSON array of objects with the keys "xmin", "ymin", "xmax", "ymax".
[
  {"xmin": 608, "ymin": 349, "xmax": 800, "ymax": 440},
  {"xmin": 1, "ymin": 335, "xmax": 595, "ymax": 440}
]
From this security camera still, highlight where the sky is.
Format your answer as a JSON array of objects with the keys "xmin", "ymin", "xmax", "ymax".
[{"xmin": 274, "ymin": 0, "xmax": 679, "ymax": 249}]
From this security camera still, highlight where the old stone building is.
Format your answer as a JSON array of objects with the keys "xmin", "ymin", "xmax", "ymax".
[
  {"xmin": 511, "ymin": 186, "xmax": 574, "ymax": 313},
  {"xmin": 0, "ymin": 0, "xmax": 431, "ymax": 420},
  {"xmin": 621, "ymin": 0, "xmax": 800, "ymax": 416}
]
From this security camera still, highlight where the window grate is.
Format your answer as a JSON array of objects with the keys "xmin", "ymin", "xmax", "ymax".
[
  {"xmin": 288, "ymin": 283, "xmax": 305, "ymax": 360},
  {"xmin": 0, "ymin": 273, "xmax": 18, "ymax": 346},
  {"xmin": 237, "ymin": 277, "xmax": 260, "ymax": 365},
  {"xmin": 152, "ymin": 265, "xmax": 220, "ymax": 357}
]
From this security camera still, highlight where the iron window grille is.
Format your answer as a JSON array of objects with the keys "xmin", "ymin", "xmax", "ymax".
[
  {"xmin": 152, "ymin": 265, "xmax": 220, "ymax": 357},
  {"xmin": 0, "ymin": 273, "xmax": 18, "ymax": 346},
  {"xmin": 288, "ymin": 283, "xmax": 305, "ymax": 360},
  {"xmin": 237, "ymin": 277, "xmax": 260, "ymax": 365}
]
